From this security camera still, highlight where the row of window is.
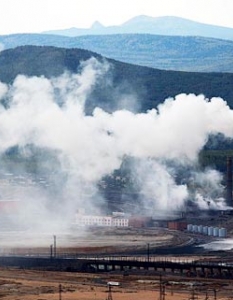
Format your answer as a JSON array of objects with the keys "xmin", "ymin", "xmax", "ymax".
[{"xmin": 75, "ymin": 216, "xmax": 129, "ymax": 227}]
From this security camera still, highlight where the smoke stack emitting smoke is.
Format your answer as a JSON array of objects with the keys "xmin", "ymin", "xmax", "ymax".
[{"xmin": 0, "ymin": 57, "xmax": 232, "ymax": 231}]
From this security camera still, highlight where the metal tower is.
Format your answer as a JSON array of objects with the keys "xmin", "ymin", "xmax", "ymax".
[{"xmin": 106, "ymin": 284, "xmax": 113, "ymax": 300}]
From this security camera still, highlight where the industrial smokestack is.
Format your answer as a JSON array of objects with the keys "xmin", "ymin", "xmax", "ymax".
[{"xmin": 226, "ymin": 156, "xmax": 233, "ymax": 206}]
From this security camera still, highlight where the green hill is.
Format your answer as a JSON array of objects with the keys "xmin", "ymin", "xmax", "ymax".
[{"xmin": 0, "ymin": 45, "xmax": 233, "ymax": 115}]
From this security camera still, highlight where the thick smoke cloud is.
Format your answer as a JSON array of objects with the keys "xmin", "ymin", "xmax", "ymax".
[
  {"xmin": 0, "ymin": 57, "xmax": 232, "ymax": 231},
  {"xmin": 132, "ymin": 159, "xmax": 189, "ymax": 212}
]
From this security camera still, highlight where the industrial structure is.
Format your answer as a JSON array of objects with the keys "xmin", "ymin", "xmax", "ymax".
[
  {"xmin": 226, "ymin": 156, "xmax": 233, "ymax": 206},
  {"xmin": 74, "ymin": 211, "xmax": 129, "ymax": 227},
  {"xmin": 187, "ymin": 224, "xmax": 227, "ymax": 238},
  {"xmin": 74, "ymin": 211, "xmax": 153, "ymax": 228}
]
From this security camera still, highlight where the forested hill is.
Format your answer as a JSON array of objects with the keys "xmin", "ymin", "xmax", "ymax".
[
  {"xmin": 0, "ymin": 45, "xmax": 233, "ymax": 114},
  {"xmin": 1, "ymin": 33, "xmax": 233, "ymax": 72},
  {"xmin": 0, "ymin": 46, "xmax": 102, "ymax": 82}
]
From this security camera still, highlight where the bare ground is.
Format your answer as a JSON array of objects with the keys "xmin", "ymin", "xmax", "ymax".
[
  {"xmin": 0, "ymin": 227, "xmax": 196, "ymax": 256},
  {"xmin": 0, "ymin": 267, "xmax": 233, "ymax": 300},
  {"xmin": 0, "ymin": 227, "xmax": 231, "ymax": 299}
]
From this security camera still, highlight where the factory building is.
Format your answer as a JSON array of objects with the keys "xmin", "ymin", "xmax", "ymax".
[
  {"xmin": 167, "ymin": 221, "xmax": 187, "ymax": 231},
  {"xmin": 74, "ymin": 213, "xmax": 129, "ymax": 227},
  {"xmin": 74, "ymin": 211, "xmax": 154, "ymax": 228},
  {"xmin": 128, "ymin": 216, "xmax": 152, "ymax": 228}
]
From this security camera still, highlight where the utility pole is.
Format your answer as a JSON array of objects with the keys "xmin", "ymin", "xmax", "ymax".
[
  {"xmin": 54, "ymin": 235, "xmax": 56, "ymax": 258},
  {"xmin": 159, "ymin": 274, "xmax": 166, "ymax": 300},
  {"xmin": 213, "ymin": 289, "xmax": 217, "ymax": 300},
  {"xmin": 106, "ymin": 284, "xmax": 113, "ymax": 300},
  {"xmin": 189, "ymin": 284, "xmax": 198, "ymax": 300},
  {"xmin": 58, "ymin": 284, "xmax": 62, "ymax": 300},
  {"xmin": 50, "ymin": 244, "xmax": 53, "ymax": 259},
  {"xmin": 147, "ymin": 243, "xmax": 150, "ymax": 263}
]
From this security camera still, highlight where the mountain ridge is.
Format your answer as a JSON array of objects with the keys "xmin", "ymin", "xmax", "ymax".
[
  {"xmin": 43, "ymin": 15, "xmax": 233, "ymax": 41},
  {"xmin": 1, "ymin": 33, "xmax": 233, "ymax": 72}
]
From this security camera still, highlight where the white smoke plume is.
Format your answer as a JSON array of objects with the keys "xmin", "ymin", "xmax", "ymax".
[
  {"xmin": 0, "ymin": 58, "xmax": 232, "ymax": 232},
  {"xmin": 191, "ymin": 169, "xmax": 225, "ymax": 210},
  {"xmin": 132, "ymin": 159, "xmax": 189, "ymax": 213}
]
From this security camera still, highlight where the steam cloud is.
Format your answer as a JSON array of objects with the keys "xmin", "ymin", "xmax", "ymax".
[{"xmin": 0, "ymin": 57, "xmax": 232, "ymax": 231}]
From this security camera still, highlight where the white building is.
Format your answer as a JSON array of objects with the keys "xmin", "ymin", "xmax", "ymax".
[
  {"xmin": 112, "ymin": 217, "xmax": 129, "ymax": 227},
  {"xmin": 74, "ymin": 213, "xmax": 129, "ymax": 227}
]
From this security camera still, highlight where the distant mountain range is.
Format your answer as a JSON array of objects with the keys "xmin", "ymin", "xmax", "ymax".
[
  {"xmin": 1, "ymin": 33, "xmax": 233, "ymax": 72},
  {"xmin": 1, "ymin": 45, "xmax": 233, "ymax": 113},
  {"xmin": 43, "ymin": 15, "xmax": 233, "ymax": 41}
]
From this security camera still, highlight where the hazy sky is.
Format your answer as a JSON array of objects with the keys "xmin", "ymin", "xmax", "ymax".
[{"xmin": 0, "ymin": 0, "xmax": 233, "ymax": 35}]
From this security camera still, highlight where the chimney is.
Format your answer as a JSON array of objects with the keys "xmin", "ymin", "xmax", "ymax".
[{"xmin": 226, "ymin": 156, "xmax": 233, "ymax": 206}]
